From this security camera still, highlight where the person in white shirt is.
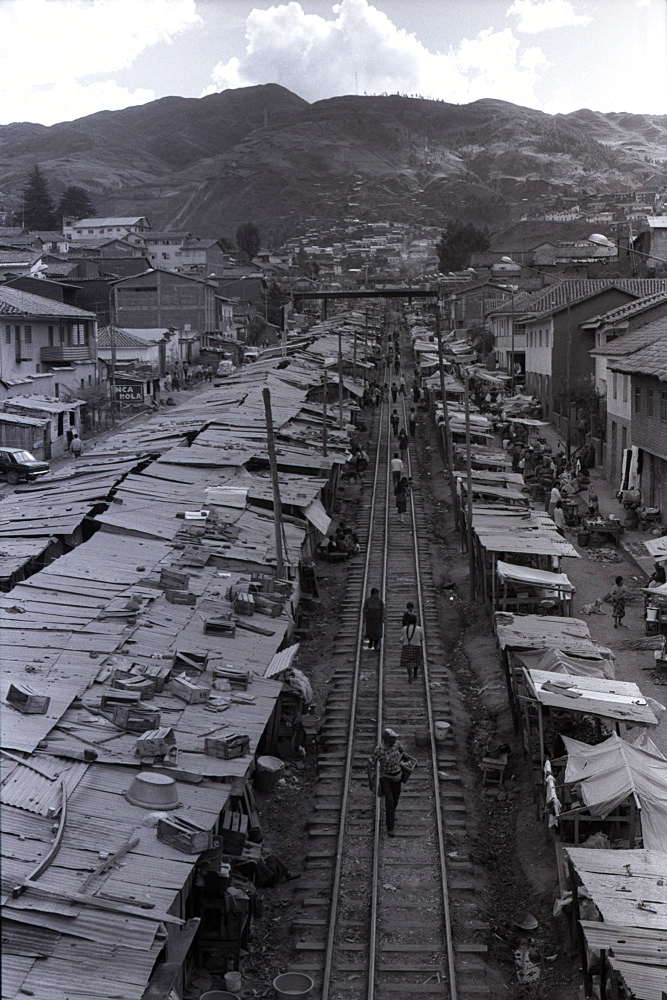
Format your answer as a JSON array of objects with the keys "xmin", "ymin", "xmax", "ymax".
[
  {"xmin": 390, "ymin": 453, "xmax": 404, "ymax": 486},
  {"xmin": 548, "ymin": 483, "xmax": 562, "ymax": 517},
  {"xmin": 552, "ymin": 501, "xmax": 566, "ymax": 536}
]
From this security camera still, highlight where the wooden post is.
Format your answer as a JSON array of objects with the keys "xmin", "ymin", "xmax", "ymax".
[
  {"xmin": 322, "ymin": 370, "xmax": 328, "ymax": 457},
  {"xmin": 435, "ymin": 305, "xmax": 455, "ymax": 497},
  {"xmin": 262, "ymin": 388, "xmax": 285, "ymax": 580},
  {"xmin": 464, "ymin": 371, "xmax": 475, "ymax": 598},
  {"xmin": 337, "ymin": 328, "xmax": 344, "ymax": 430},
  {"xmin": 353, "ymin": 325, "xmax": 358, "ymax": 381}
]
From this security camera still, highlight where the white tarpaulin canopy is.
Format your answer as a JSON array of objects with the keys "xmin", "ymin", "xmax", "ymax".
[
  {"xmin": 563, "ymin": 732, "xmax": 667, "ymax": 853},
  {"xmin": 496, "ymin": 560, "xmax": 575, "ymax": 592}
]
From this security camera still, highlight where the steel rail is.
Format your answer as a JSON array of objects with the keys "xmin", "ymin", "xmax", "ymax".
[
  {"xmin": 367, "ymin": 368, "xmax": 393, "ymax": 1000},
  {"xmin": 400, "ymin": 386, "xmax": 459, "ymax": 1000},
  {"xmin": 320, "ymin": 375, "xmax": 388, "ymax": 1000}
]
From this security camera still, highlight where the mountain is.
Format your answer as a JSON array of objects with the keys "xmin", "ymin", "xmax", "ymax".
[{"xmin": 1, "ymin": 85, "xmax": 665, "ymax": 244}]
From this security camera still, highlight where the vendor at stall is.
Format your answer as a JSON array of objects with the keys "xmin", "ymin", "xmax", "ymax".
[{"xmin": 648, "ymin": 562, "xmax": 667, "ymax": 588}]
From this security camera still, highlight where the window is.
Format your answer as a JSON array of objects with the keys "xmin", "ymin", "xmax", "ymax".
[
  {"xmin": 54, "ymin": 383, "xmax": 59, "ymax": 397},
  {"xmin": 5, "ymin": 325, "xmax": 10, "ymax": 344},
  {"xmin": 48, "ymin": 325, "xmax": 54, "ymax": 347},
  {"xmin": 59, "ymin": 325, "xmax": 65, "ymax": 344},
  {"xmin": 634, "ymin": 386, "xmax": 641, "ymax": 413},
  {"xmin": 23, "ymin": 325, "xmax": 32, "ymax": 344},
  {"xmin": 647, "ymin": 388, "xmax": 654, "ymax": 416},
  {"xmin": 612, "ymin": 372, "xmax": 618, "ymax": 400},
  {"xmin": 71, "ymin": 323, "xmax": 87, "ymax": 346},
  {"xmin": 623, "ymin": 376, "xmax": 628, "ymax": 403},
  {"xmin": 661, "ymin": 391, "xmax": 667, "ymax": 422}
]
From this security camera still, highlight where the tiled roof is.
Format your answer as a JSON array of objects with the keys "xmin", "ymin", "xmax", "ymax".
[
  {"xmin": 582, "ymin": 291, "xmax": 667, "ymax": 329},
  {"xmin": 607, "ymin": 340, "xmax": 667, "ymax": 380},
  {"xmin": 97, "ymin": 326, "xmax": 157, "ymax": 348},
  {"xmin": 489, "ymin": 278, "xmax": 667, "ymax": 318},
  {"xmin": 69, "ymin": 217, "xmax": 148, "ymax": 228},
  {"xmin": 0, "ymin": 249, "xmax": 39, "ymax": 264},
  {"xmin": 590, "ymin": 320, "xmax": 667, "ymax": 357},
  {"xmin": 0, "ymin": 286, "xmax": 95, "ymax": 318}
]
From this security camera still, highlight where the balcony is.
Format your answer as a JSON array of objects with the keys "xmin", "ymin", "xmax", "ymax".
[{"xmin": 41, "ymin": 346, "xmax": 94, "ymax": 364}]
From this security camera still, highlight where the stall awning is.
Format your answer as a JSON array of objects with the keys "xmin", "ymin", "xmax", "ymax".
[
  {"xmin": 563, "ymin": 732, "xmax": 667, "ymax": 853},
  {"xmin": 496, "ymin": 560, "xmax": 574, "ymax": 591},
  {"xmin": 524, "ymin": 668, "xmax": 662, "ymax": 727}
]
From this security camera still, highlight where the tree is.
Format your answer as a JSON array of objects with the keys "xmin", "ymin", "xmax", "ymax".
[
  {"xmin": 266, "ymin": 281, "xmax": 289, "ymax": 328},
  {"xmin": 236, "ymin": 222, "xmax": 261, "ymax": 262},
  {"xmin": 57, "ymin": 185, "xmax": 96, "ymax": 221},
  {"xmin": 436, "ymin": 221, "xmax": 490, "ymax": 272},
  {"xmin": 217, "ymin": 235, "xmax": 234, "ymax": 253},
  {"xmin": 18, "ymin": 165, "xmax": 57, "ymax": 230}
]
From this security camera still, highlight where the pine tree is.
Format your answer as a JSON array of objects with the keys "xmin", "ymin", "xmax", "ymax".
[
  {"xmin": 236, "ymin": 222, "xmax": 261, "ymax": 262},
  {"xmin": 20, "ymin": 165, "xmax": 57, "ymax": 230},
  {"xmin": 57, "ymin": 185, "xmax": 96, "ymax": 222}
]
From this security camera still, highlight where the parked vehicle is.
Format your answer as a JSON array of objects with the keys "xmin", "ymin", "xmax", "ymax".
[
  {"xmin": 0, "ymin": 448, "xmax": 50, "ymax": 484},
  {"xmin": 216, "ymin": 359, "xmax": 235, "ymax": 376},
  {"xmin": 243, "ymin": 348, "xmax": 261, "ymax": 364}
]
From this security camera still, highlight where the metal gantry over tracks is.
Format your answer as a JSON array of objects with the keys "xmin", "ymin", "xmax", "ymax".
[{"xmin": 292, "ymin": 320, "xmax": 488, "ymax": 999}]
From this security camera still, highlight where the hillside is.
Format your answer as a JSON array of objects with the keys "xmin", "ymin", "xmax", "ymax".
[{"xmin": 0, "ymin": 86, "xmax": 665, "ymax": 243}]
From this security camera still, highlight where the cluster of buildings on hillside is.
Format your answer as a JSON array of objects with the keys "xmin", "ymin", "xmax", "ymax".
[{"xmin": 520, "ymin": 188, "xmax": 666, "ymax": 225}]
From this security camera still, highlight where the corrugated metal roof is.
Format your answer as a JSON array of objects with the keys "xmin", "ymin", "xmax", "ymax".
[
  {"xmin": 495, "ymin": 612, "xmax": 592, "ymax": 651},
  {"xmin": 0, "ymin": 755, "xmax": 89, "ymax": 816},
  {"xmin": 265, "ymin": 642, "xmax": 300, "ymax": 679}
]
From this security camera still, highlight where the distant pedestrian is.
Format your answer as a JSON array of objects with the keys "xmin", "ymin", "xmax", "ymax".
[
  {"xmin": 394, "ymin": 356, "xmax": 400, "ymax": 375},
  {"xmin": 363, "ymin": 587, "xmax": 385, "ymax": 650},
  {"xmin": 391, "ymin": 383, "xmax": 398, "ymax": 403},
  {"xmin": 548, "ymin": 483, "xmax": 562, "ymax": 517},
  {"xmin": 395, "ymin": 477, "xmax": 408, "ymax": 523},
  {"xmin": 398, "ymin": 429, "xmax": 408, "ymax": 459},
  {"xmin": 402, "ymin": 601, "xmax": 416, "ymax": 626},
  {"xmin": 367, "ymin": 728, "xmax": 405, "ymax": 837},
  {"xmin": 70, "ymin": 434, "xmax": 83, "ymax": 459},
  {"xmin": 390, "ymin": 453, "xmax": 404, "ymax": 487},
  {"xmin": 172, "ymin": 374, "xmax": 180, "ymax": 391},
  {"xmin": 610, "ymin": 576, "xmax": 628, "ymax": 628},
  {"xmin": 400, "ymin": 613, "xmax": 424, "ymax": 682},
  {"xmin": 399, "ymin": 375, "xmax": 406, "ymax": 396},
  {"xmin": 391, "ymin": 409, "xmax": 400, "ymax": 436},
  {"xmin": 412, "ymin": 383, "xmax": 421, "ymax": 404},
  {"xmin": 408, "ymin": 408, "xmax": 416, "ymax": 437},
  {"xmin": 163, "ymin": 373, "xmax": 172, "ymax": 393},
  {"xmin": 553, "ymin": 500, "xmax": 566, "ymax": 536}
]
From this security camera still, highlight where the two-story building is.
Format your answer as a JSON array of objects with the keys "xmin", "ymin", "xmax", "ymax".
[
  {"xmin": 0, "ymin": 286, "xmax": 98, "ymax": 399},
  {"xmin": 607, "ymin": 335, "xmax": 667, "ymax": 512},
  {"xmin": 63, "ymin": 216, "xmax": 151, "ymax": 243},
  {"xmin": 584, "ymin": 292, "xmax": 667, "ymax": 399}
]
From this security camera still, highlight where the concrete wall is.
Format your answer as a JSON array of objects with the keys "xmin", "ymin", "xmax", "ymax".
[{"xmin": 630, "ymin": 372, "xmax": 667, "ymax": 512}]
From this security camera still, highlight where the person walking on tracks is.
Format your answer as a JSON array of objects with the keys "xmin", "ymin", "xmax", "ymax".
[
  {"xmin": 363, "ymin": 587, "xmax": 385, "ymax": 650},
  {"xmin": 408, "ymin": 408, "xmax": 416, "ymax": 437},
  {"xmin": 70, "ymin": 433, "xmax": 84, "ymax": 459},
  {"xmin": 394, "ymin": 476, "xmax": 409, "ymax": 523},
  {"xmin": 391, "ymin": 382, "xmax": 398, "ymax": 403},
  {"xmin": 391, "ymin": 409, "xmax": 400, "ymax": 436},
  {"xmin": 390, "ymin": 452, "xmax": 404, "ymax": 487},
  {"xmin": 400, "ymin": 612, "xmax": 424, "ymax": 682},
  {"xmin": 368, "ymin": 728, "xmax": 405, "ymax": 836},
  {"xmin": 399, "ymin": 374, "xmax": 406, "ymax": 396},
  {"xmin": 398, "ymin": 428, "xmax": 409, "ymax": 463}
]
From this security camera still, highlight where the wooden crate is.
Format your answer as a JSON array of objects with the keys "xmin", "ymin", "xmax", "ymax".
[
  {"xmin": 157, "ymin": 816, "xmax": 213, "ymax": 854},
  {"xmin": 204, "ymin": 617, "xmax": 236, "ymax": 637},
  {"xmin": 112, "ymin": 675, "xmax": 156, "ymax": 700},
  {"xmin": 212, "ymin": 666, "xmax": 249, "ymax": 690},
  {"xmin": 136, "ymin": 660, "xmax": 172, "ymax": 693},
  {"xmin": 101, "ymin": 689, "xmax": 142, "ymax": 712},
  {"xmin": 160, "ymin": 567, "xmax": 190, "ymax": 591},
  {"xmin": 173, "ymin": 650, "xmax": 208, "ymax": 673},
  {"xmin": 6, "ymin": 683, "xmax": 50, "ymax": 715},
  {"xmin": 233, "ymin": 593, "xmax": 255, "ymax": 616},
  {"xmin": 165, "ymin": 589, "xmax": 196, "ymax": 606},
  {"xmin": 111, "ymin": 704, "xmax": 161, "ymax": 732},
  {"xmin": 205, "ymin": 733, "xmax": 250, "ymax": 759},
  {"xmin": 220, "ymin": 811, "xmax": 248, "ymax": 856},
  {"xmin": 169, "ymin": 673, "xmax": 211, "ymax": 704},
  {"xmin": 136, "ymin": 726, "xmax": 176, "ymax": 757}
]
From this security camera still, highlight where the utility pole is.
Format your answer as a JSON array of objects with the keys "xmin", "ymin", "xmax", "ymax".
[
  {"xmin": 353, "ymin": 325, "xmax": 358, "ymax": 381},
  {"xmin": 337, "ymin": 328, "xmax": 344, "ymax": 430},
  {"xmin": 364, "ymin": 306, "xmax": 368, "ymax": 368},
  {"xmin": 262, "ymin": 388, "xmax": 286, "ymax": 580},
  {"xmin": 463, "ymin": 371, "xmax": 476, "ymax": 598},
  {"xmin": 109, "ymin": 288, "xmax": 118, "ymax": 425},
  {"xmin": 435, "ymin": 303, "xmax": 454, "ymax": 493},
  {"xmin": 322, "ymin": 370, "xmax": 328, "ymax": 457}
]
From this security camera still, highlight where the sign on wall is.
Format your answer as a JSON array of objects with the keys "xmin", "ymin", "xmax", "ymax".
[{"xmin": 114, "ymin": 382, "xmax": 144, "ymax": 402}]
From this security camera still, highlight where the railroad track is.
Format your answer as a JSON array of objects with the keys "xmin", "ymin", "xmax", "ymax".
[{"xmin": 292, "ymin": 320, "xmax": 490, "ymax": 999}]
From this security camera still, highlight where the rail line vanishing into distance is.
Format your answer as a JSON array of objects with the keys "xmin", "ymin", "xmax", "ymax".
[{"xmin": 291, "ymin": 310, "xmax": 491, "ymax": 999}]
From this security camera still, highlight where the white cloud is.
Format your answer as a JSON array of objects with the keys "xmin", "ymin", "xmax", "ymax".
[
  {"xmin": 507, "ymin": 0, "xmax": 592, "ymax": 33},
  {"xmin": 0, "ymin": 0, "xmax": 200, "ymax": 124},
  {"xmin": 204, "ymin": 0, "xmax": 553, "ymax": 110}
]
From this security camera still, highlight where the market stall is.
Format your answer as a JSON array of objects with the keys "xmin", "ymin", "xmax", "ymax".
[{"xmin": 495, "ymin": 559, "xmax": 574, "ymax": 615}]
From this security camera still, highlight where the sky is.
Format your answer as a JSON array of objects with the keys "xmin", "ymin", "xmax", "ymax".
[{"xmin": 0, "ymin": 0, "xmax": 665, "ymax": 126}]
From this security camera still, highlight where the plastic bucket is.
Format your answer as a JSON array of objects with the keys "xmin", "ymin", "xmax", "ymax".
[
  {"xmin": 273, "ymin": 972, "xmax": 314, "ymax": 999},
  {"xmin": 414, "ymin": 728, "xmax": 430, "ymax": 747},
  {"xmin": 224, "ymin": 972, "xmax": 242, "ymax": 994},
  {"xmin": 647, "ymin": 607, "xmax": 659, "ymax": 622},
  {"xmin": 200, "ymin": 992, "xmax": 239, "ymax": 1000},
  {"xmin": 435, "ymin": 721, "xmax": 451, "ymax": 742}
]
